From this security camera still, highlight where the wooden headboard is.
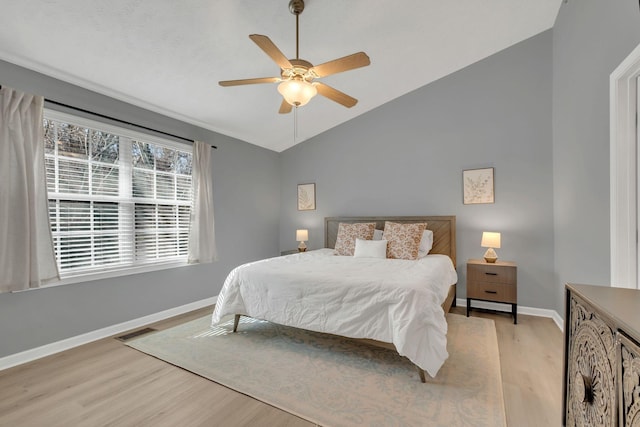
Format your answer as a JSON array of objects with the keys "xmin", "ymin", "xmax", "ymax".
[{"xmin": 324, "ymin": 216, "xmax": 456, "ymax": 268}]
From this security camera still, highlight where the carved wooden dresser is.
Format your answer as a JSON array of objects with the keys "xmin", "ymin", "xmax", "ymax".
[{"xmin": 563, "ymin": 283, "xmax": 640, "ymax": 426}]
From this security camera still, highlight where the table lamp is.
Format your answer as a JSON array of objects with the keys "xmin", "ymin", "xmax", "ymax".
[
  {"xmin": 296, "ymin": 229, "xmax": 308, "ymax": 252},
  {"xmin": 481, "ymin": 232, "xmax": 501, "ymax": 263}
]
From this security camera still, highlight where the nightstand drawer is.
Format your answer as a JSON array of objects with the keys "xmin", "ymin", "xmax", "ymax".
[
  {"xmin": 467, "ymin": 282, "xmax": 516, "ymax": 303},
  {"xmin": 468, "ymin": 263, "xmax": 516, "ymax": 285}
]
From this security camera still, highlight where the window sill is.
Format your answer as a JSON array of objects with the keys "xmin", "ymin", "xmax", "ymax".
[{"xmin": 13, "ymin": 260, "xmax": 193, "ymax": 292}]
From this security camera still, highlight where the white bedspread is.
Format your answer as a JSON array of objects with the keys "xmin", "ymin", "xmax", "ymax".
[{"xmin": 211, "ymin": 248, "xmax": 458, "ymax": 377}]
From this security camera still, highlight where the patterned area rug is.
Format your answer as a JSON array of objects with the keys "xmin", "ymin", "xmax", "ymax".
[{"xmin": 126, "ymin": 313, "xmax": 505, "ymax": 427}]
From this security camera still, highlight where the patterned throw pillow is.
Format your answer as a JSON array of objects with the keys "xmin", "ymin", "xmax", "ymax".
[
  {"xmin": 334, "ymin": 222, "xmax": 376, "ymax": 256},
  {"xmin": 383, "ymin": 222, "xmax": 427, "ymax": 260}
]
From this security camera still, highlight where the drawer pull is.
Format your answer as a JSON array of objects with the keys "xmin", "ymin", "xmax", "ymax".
[
  {"xmin": 485, "ymin": 272, "xmax": 498, "ymax": 276},
  {"xmin": 484, "ymin": 290, "xmax": 498, "ymax": 294}
]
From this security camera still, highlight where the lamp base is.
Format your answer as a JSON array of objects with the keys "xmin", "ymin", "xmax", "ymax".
[
  {"xmin": 483, "ymin": 247, "xmax": 498, "ymax": 263},
  {"xmin": 298, "ymin": 241, "xmax": 307, "ymax": 252}
]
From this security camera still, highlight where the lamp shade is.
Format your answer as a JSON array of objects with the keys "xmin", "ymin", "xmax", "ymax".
[
  {"xmin": 278, "ymin": 79, "xmax": 317, "ymax": 107},
  {"xmin": 481, "ymin": 232, "xmax": 501, "ymax": 248},
  {"xmin": 296, "ymin": 229, "xmax": 309, "ymax": 241}
]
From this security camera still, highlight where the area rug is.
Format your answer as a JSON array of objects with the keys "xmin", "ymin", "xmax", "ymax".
[{"xmin": 126, "ymin": 313, "xmax": 505, "ymax": 427}]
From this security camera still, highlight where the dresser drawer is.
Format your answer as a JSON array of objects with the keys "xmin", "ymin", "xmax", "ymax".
[
  {"xmin": 468, "ymin": 263, "xmax": 516, "ymax": 285},
  {"xmin": 565, "ymin": 293, "xmax": 617, "ymax": 427},
  {"xmin": 619, "ymin": 332, "xmax": 640, "ymax": 426},
  {"xmin": 467, "ymin": 281, "xmax": 516, "ymax": 303}
]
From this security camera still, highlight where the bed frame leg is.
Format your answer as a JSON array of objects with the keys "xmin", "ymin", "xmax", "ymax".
[
  {"xmin": 233, "ymin": 314, "xmax": 241, "ymax": 333},
  {"xmin": 417, "ymin": 367, "xmax": 426, "ymax": 383}
]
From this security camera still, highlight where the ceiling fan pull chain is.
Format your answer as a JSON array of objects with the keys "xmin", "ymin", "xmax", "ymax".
[{"xmin": 294, "ymin": 106, "xmax": 298, "ymax": 142}]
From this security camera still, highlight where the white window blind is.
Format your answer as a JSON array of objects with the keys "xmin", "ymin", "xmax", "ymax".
[{"xmin": 43, "ymin": 110, "xmax": 192, "ymax": 280}]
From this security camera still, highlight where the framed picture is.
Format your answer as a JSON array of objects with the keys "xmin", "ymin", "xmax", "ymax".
[
  {"xmin": 463, "ymin": 168, "xmax": 494, "ymax": 204},
  {"xmin": 297, "ymin": 183, "xmax": 316, "ymax": 211}
]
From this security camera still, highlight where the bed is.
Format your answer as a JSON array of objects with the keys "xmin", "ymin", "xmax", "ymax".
[{"xmin": 211, "ymin": 216, "xmax": 458, "ymax": 382}]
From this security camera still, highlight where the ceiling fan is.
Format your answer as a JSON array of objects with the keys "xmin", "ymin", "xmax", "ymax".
[{"xmin": 219, "ymin": 0, "xmax": 371, "ymax": 114}]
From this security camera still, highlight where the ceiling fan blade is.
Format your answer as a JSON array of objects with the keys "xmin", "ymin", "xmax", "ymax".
[
  {"xmin": 315, "ymin": 82, "xmax": 358, "ymax": 108},
  {"xmin": 311, "ymin": 52, "xmax": 370, "ymax": 78},
  {"xmin": 249, "ymin": 34, "xmax": 293, "ymax": 70},
  {"xmin": 279, "ymin": 99, "xmax": 293, "ymax": 114},
  {"xmin": 218, "ymin": 77, "xmax": 280, "ymax": 87}
]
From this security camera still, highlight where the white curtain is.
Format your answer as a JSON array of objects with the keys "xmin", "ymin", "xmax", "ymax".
[
  {"xmin": 0, "ymin": 86, "xmax": 59, "ymax": 292},
  {"xmin": 188, "ymin": 140, "xmax": 217, "ymax": 264}
]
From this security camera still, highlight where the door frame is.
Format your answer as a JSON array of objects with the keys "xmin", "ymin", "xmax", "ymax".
[{"xmin": 611, "ymin": 42, "xmax": 640, "ymax": 289}]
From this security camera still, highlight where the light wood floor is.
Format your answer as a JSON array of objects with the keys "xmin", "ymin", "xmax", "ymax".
[
  {"xmin": 450, "ymin": 307, "xmax": 564, "ymax": 427},
  {"xmin": 0, "ymin": 306, "xmax": 563, "ymax": 427}
]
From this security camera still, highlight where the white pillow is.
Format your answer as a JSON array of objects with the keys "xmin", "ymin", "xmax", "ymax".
[
  {"xmin": 354, "ymin": 238, "xmax": 387, "ymax": 258},
  {"xmin": 372, "ymin": 229, "xmax": 384, "ymax": 240},
  {"xmin": 418, "ymin": 230, "xmax": 434, "ymax": 258}
]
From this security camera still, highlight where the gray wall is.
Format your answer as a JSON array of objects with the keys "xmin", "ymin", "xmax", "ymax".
[
  {"xmin": 552, "ymin": 1, "xmax": 640, "ymax": 314},
  {"xmin": 280, "ymin": 31, "xmax": 556, "ymax": 310},
  {"xmin": 0, "ymin": 60, "xmax": 281, "ymax": 358}
]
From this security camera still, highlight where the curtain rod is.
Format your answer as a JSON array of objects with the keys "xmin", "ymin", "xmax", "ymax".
[{"xmin": 0, "ymin": 85, "xmax": 217, "ymax": 149}]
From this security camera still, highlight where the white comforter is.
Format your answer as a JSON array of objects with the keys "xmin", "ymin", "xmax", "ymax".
[{"xmin": 211, "ymin": 248, "xmax": 458, "ymax": 377}]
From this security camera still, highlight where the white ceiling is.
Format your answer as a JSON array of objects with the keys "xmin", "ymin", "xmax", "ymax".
[{"xmin": 0, "ymin": 0, "xmax": 561, "ymax": 152}]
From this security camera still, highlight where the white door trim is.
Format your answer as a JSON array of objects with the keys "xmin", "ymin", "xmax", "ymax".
[{"xmin": 610, "ymin": 42, "xmax": 640, "ymax": 289}]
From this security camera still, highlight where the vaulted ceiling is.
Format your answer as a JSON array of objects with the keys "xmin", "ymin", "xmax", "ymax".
[{"xmin": 0, "ymin": 0, "xmax": 561, "ymax": 152}]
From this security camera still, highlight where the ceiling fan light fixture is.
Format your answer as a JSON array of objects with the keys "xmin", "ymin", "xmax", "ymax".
[{"xmin": 278, "ymin": 78, "xmax": 317, "ymax": 107}]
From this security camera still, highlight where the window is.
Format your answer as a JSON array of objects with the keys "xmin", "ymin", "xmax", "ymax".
[{"xmin": 43, "ymin": 110, "xmax": 193, "ymax": 282}]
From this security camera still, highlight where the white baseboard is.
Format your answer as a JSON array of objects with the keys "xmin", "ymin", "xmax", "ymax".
[
  {"xmin": 0, "ymin": 296, "xmax": 217, "ymax": 372},
  {"xmin": 456, "ymin": 298, "xmax": 564, "ymax": 331}
]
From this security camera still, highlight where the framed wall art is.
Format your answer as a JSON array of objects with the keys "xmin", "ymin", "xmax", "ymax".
[
  {"xmin": 463, "ymin": 167, "xmax": 494, "ymax": 204},
  {"xmin": 297, "ymin": 183, "xmax": 316, "ymax": 211}
]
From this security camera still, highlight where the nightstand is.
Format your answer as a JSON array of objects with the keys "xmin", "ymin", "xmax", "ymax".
[
  {"xmin": 280, "ymin": 249, "xmax": 299, "ymax": 256},
  {"xmin": 466, "ymin": 259, "xmax": 518, "ymax": 324}
]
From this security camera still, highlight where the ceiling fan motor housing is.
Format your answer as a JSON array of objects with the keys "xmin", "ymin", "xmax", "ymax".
[{"xmin": 281, "ymin": 59, "xmax": 317, "ymax": 81}]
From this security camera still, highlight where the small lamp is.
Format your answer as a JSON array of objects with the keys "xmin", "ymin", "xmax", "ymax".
[
  {"xmin": 296, "ymin": 229, "xmax": 308, "ymax": 252},
  {"xmin": 481, "ymin": 232, "xmax": 501, "ymax": 263}
]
